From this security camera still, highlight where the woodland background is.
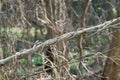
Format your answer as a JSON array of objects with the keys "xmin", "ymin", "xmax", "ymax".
[{"xmin": 0, "ymin": 0, "xmax": 120, "ymax": 80}]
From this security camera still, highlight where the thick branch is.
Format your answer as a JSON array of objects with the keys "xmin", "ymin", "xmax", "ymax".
[{"xmin": 0, "ymin": 17, "xmax": 120, "ymax": 66}]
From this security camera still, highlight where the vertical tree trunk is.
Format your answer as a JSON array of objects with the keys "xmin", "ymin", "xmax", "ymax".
[
  {"xmin": 102, "ymin": 29, "xmax": 120, "ymax": 80},
  {"xmin": 102, "ymin": 1, "xmax": 120, "ymax": 80}
]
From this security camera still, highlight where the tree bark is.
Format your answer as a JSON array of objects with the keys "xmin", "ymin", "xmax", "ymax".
[{"xmin": 102, "ymin": 1, "xmax": 120, "ymax": 80}]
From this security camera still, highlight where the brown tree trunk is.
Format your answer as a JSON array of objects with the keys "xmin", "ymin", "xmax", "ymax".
[
  {"xmin": 102, "ymin": 1, "xmax": 120, "ymax": 80},
  {"xmin": 102, "ymin": 29, "xmax": 120, "ymax": 80}
]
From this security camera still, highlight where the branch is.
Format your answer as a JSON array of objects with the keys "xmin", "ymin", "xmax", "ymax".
[
  {"xmin": 0, "ymin": 17, "xmax": 120, "ymax": 66},
  {"xmin": 81, "ymin": 0, "xmax": 91, "ymax": 27}
]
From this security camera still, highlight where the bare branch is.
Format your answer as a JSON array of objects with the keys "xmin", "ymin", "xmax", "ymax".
[{"xmin": 0, "ymin": 17, "xmax": 120, "ymax": 66}]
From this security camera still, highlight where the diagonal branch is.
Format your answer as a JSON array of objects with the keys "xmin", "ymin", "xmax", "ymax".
[{"xmin": 0, "ymin": 17, "xmax": 120, "ymax": 66}]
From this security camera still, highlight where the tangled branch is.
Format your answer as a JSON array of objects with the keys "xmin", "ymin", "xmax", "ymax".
[{"xmin": 0, "ymin": 17, "xmax": 120, "ymax": 66}]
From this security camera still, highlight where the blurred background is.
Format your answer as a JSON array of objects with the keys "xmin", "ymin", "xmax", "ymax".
[{"xmin": 0, "ymin": 0, "xmax": 119, "ymax": 80}]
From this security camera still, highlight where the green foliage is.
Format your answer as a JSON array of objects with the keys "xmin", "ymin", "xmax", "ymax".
[
  {"xmin": 32, "ymin": 54, "xmax": 43, "ymax": 66},
  {"xmin": 70, "ymin": 64, "xmax": 78, "ymax": 75},
  {"xmin": 112, "ymin": 8, "xmax": 117, "ymax": 15},
  {"xmin": 11, "ymin": 27, "xmax": 23, "ymax": 38},
  {"xmin": 85, "ymin": 33, "xmax": 109, "ymax": 50},
  {"xmin": 83, "ymin": 50, "xmax": 95, "ymax": 66},
  {"xmin": 30, "ymin": 27, "xmax": 36, "ymax": 37},
  {"xmin": 17, "ymin": 68, "xmax": 23, "ymax": 77},
  {"xmin": 38, "ymin": 35, "xmax": 46, "ymax": 42},
  {"xmin": 100, "ymin": 35, "xmax": 109, "ymax": 45},
  {"xmin": 19, "ymin": 59, "xmax": 26, "ymax": 64}
]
